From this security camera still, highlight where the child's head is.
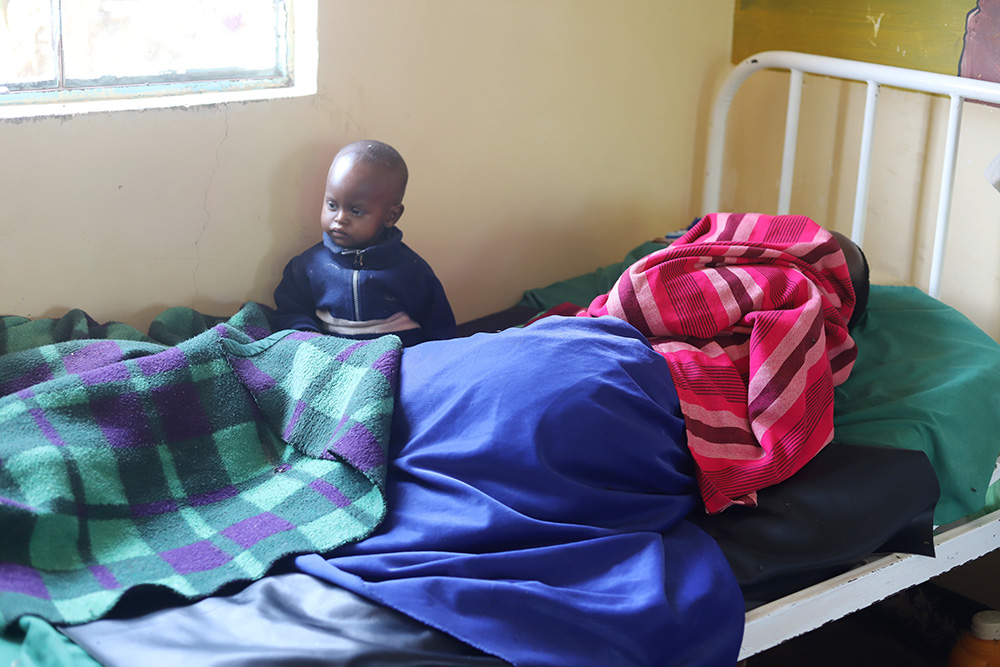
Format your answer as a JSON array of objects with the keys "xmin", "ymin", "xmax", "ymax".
[
  {"xmin": 321, "ymin": 140, "xmax": 409, "ymax": 249},
  {"xmin": 830, "ymin": 231, "xmax": 870, "ymax": 330}
]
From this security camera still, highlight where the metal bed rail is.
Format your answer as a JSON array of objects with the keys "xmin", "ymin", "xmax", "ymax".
[
  {"xmin": 702, "ymin": 50, "xmax": 1000, "ymax": 298},
  {"xmin": 740, "ymin": 508, "xmax": 1000, "ymax": 660}
]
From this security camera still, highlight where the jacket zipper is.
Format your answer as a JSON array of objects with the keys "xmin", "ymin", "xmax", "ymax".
[{"xmin": 352, "ymin": 252, "xmax": 363, "ymax": 320}]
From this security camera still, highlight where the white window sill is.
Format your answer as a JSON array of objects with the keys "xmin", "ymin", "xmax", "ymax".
[
  {"xmin": 0, "ymin": 1, "xmax": 317, "ymax": 120},
  {"xmin": 0, "ymin": 78, "xmax": 317, "ymax": 119}
]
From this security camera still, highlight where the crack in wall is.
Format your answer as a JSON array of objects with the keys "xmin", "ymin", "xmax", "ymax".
[{"xmin": 193, "ymin": 105, "xmax": 230, "ymax": 302}]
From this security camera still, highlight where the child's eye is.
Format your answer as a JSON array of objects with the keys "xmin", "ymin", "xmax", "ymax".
[
  {"xmin": 327, "ymin": 201, "xmax": 337, "ymax": 210},
  {"xmin": 352, "ymin": 208, "xmax": 364, "ymax": 216}
]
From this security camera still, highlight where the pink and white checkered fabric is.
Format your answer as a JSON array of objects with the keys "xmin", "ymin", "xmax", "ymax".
[{"xmin": 584, "ymin": 212, "xmax": 857, "ymax": 513}]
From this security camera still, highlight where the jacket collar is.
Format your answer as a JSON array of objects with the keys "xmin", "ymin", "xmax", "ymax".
[{"xmin": 322, "ymin": 227, "xmax": 404, "ymax": 267}]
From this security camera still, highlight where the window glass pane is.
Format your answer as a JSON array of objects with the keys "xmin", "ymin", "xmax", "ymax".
[
  {"xmin": 61, "ymin": 0, "xmax": 281, "ymax": 85},
  {"xmin": 0, "ymin": 0, "xmax": 58, "ymax": 89}
]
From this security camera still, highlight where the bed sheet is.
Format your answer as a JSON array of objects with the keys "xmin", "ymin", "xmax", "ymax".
[
  {"xmin": 833, "ymin": 284, "xmax": 1000, "ymax": 524},
  {"xmin": 60, "ymin": 572, "xmax": 510, "ymax": 667}
]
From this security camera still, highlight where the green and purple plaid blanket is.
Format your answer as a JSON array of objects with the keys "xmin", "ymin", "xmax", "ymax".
[{"xmin": 0, "ymin": 303, "xmax": 401, "ymax": 628}]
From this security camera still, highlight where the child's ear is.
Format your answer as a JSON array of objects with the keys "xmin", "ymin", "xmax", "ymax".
[{"xmin": 385, "ymin": 204, "xmax": 404, "ymax": 227}]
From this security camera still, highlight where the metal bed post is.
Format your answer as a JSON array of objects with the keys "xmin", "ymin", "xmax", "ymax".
[
  {"xmin": 777, "ymin": 69, "xmax": 803, "ymax": 215},
  {"xmin": 850, "ymin": 80, "xmax": 880, "ymax": 247},
  {"xmin": 929, "ymin": 94, "xmax": 965, "ymax": 298}
]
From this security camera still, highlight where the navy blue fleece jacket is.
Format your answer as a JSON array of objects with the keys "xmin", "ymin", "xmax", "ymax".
[{"xmin": 272, "ymin": 227, "xmax": 456, "ymax": 347}]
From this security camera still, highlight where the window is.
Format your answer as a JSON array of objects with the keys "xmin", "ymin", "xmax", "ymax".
[{"xmin": 0, "ymin": 0, "xmax": 317, "ymax": 117}]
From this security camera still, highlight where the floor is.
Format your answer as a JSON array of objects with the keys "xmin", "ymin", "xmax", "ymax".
[{"xmin": 744, "ymin": 582, "xmax": 987, "ymax": 666}]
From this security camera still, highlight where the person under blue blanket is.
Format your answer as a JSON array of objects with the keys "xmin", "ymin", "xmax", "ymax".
[
  {"xmin": 297, "ymin": 316, "xmax": 744, "ymax": 667},
  {"xmin": 272, "ymin": 140, "xmax": 457, "ymax": 346}
]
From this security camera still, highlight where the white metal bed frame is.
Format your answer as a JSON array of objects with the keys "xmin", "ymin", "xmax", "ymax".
[{"xmin": 702, "ymin": 51, "xmax": 1000, "ymax": 661}]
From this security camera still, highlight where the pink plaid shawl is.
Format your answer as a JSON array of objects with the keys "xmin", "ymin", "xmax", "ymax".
[{"xmin": 583, "ymin": 213, "xmax": 857, "ymax": 513}]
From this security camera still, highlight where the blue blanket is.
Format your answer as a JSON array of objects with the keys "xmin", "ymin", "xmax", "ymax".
[{"xmin": 296, "ymin": 316, "xmax": 744, "ymax": 667}]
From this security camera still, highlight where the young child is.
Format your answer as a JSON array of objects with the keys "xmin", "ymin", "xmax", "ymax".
[{"xmin": 272, "ymin": 140, "xmax": 456, "ymax": 346}]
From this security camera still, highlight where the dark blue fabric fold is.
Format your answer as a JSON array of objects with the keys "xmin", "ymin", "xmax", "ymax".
[{"xmin": 296, "ymin": 316, "xmax": 744, "ymax": 667}]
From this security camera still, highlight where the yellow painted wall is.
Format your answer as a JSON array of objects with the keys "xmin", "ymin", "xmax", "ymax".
[
  {"xmin": 733, "ymin": 0, "xmax": 970, "ymax": 74},
  {"xmin": 0, "ymin": 1, "xmax": 735, "ymax": 330}
]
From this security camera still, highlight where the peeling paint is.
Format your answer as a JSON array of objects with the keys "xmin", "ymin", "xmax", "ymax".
[
  {"xmin": 867, "ymin": 12, "xmax": 886, "ymax": 47},
  {"xmin": 193, "ymin": 105, "xmax": 230, "ymax": 301}
]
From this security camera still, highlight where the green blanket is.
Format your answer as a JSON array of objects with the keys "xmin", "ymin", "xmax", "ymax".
[{"xmin": 0, "ymin": 303, "xmax": 401, "ymax": 628}]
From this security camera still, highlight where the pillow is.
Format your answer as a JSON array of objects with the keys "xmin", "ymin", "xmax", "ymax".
[{"xmin": 834, "ymin": 285, "xmax": 1000, "ymax": 525}]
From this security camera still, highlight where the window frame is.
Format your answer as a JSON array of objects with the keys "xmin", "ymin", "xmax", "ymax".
[{"xmin": 0, "ymin": 0, "xmax": 317, "ymax": 119}]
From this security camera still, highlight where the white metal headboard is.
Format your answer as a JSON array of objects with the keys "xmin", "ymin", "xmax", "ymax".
[{"xmin": 702, "ymin": 50, "xmax": 1000, "ymax": 298}]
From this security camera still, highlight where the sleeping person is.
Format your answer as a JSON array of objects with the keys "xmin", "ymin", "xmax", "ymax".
[
  {"xmin": 287, "ymin": 212, "xmax": 861, "ymax": 667},
  {"xmin": 272, "ymin": 140, "xmax": 457, "ymax": 346}
]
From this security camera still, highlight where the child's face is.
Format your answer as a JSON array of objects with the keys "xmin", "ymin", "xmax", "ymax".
[{"xmin": 320, "ymin": 152, "xmax": 403, "ymax": 249}]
